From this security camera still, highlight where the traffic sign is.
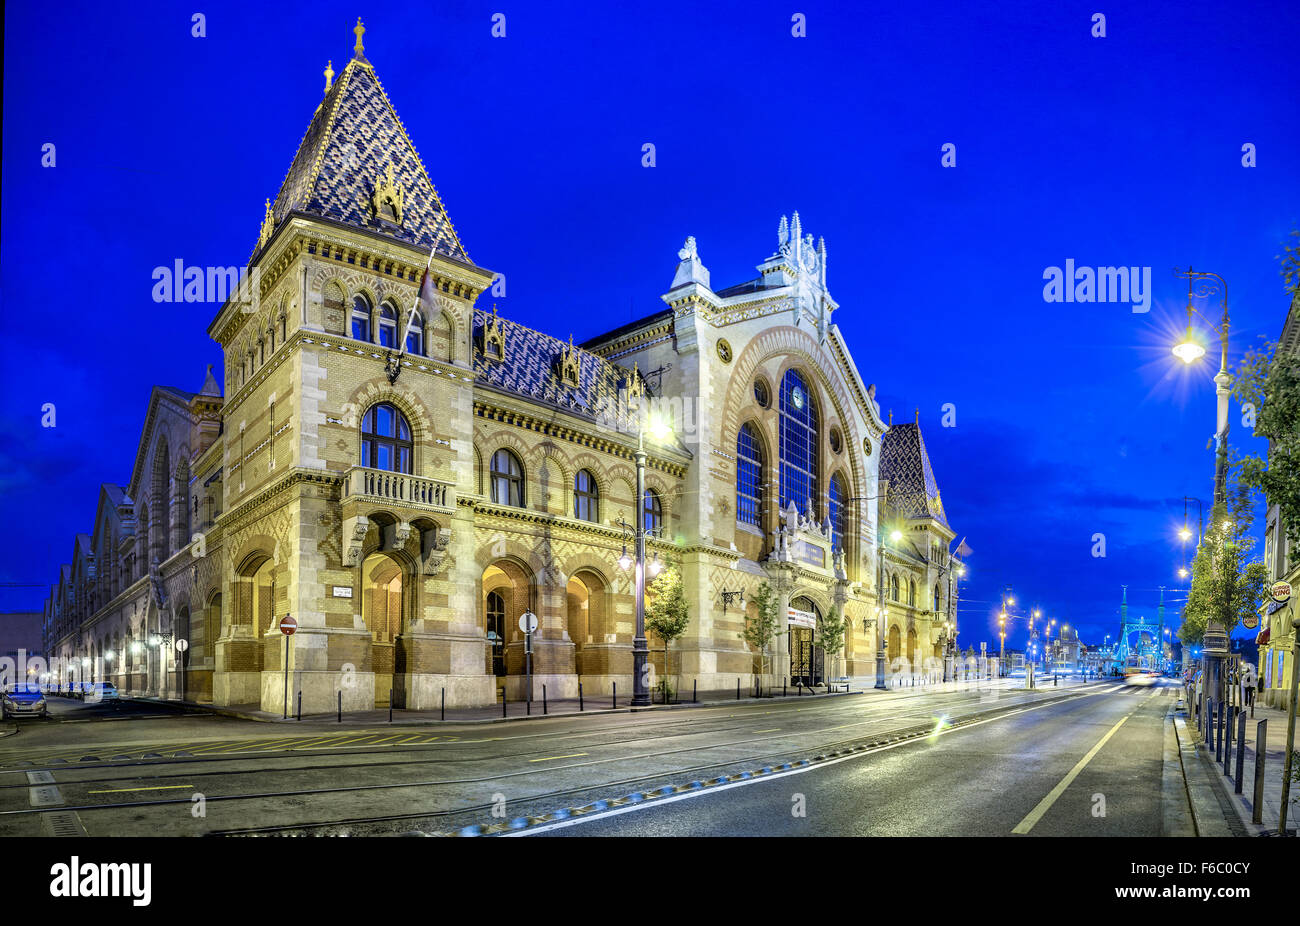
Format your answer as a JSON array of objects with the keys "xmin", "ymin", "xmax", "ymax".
[
  {"xmin": 280, "ymin": 615, "xmax": 298, "ymax": 635},
  {"xmin": 1271, "ymin": 581, "xmax": 1292, "ymax": 603},
  {"xmin": 519, "ymin": 611, "xmax": 538, "ymax": 634},
  {"xmin": 174, "ymin": 639, "xmax": 189, "ymax": 652}
]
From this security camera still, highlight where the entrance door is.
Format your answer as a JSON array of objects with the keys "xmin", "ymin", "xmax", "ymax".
[
  {"xmin": 789, "ymin": 596, "xmax": 825, "ymax": 686},
  {"xmin": 486, "ymin": 591, "xmax": 506, "ymax": 677}
]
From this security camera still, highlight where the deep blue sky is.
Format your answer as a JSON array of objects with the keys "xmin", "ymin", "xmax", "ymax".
[{"xmin": 3, "ymin": 1, "xmax": 1298, "ymax": 653}]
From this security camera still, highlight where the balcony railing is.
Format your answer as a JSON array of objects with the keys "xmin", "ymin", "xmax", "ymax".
[{"xmin": 344, "ymin": 466, "xmax": 455, "ymax": 512}]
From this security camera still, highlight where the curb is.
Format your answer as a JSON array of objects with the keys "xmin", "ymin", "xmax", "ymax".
[{"xmin": 1173, "ymin": 712, "xmax": 1243, "ymax": 836}]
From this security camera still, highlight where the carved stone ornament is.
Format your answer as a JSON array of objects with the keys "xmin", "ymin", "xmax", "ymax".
[
  {"xmin": 371, "ymin": 162, "xmax": 404, "ymax": 225},
  {"xmin": 343, "ymin": 514, "xmax": 370, "ymax": 566}
]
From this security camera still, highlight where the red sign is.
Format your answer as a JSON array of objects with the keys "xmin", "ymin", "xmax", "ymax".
[{"xmin": 279, "ymin": 616, "xmax": 297, "ymax": 635}]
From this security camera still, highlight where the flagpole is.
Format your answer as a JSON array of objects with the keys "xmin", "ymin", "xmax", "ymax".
[{"xmin": 397, "ymin": 247, "xmax": 436, "ymax": 359}]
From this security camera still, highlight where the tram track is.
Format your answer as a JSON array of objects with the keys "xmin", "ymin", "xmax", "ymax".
[{"xmin": 0, "ymin": 684, "xmax": 1108, "ymax": 834}]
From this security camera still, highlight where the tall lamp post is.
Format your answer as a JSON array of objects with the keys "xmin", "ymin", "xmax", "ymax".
[
  {"xmin": 999, "ymin": 585, "xmax": 1014, "ymax": 678},
  {"xmin": 876, "ymin": 525, "xmax": 903, "ymax": 690},
  {"xmin": 1172, "ymin": 267, "xmax": 1231, "ymax": 506},
  {"xmin": 621, "ymin": 400, "xmax": 671, "ymax": 708}
]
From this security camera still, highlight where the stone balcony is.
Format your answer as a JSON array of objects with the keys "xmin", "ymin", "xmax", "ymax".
[{"xmin": 342, "ymin": 466, "xmax": 455, "ymax": 514}]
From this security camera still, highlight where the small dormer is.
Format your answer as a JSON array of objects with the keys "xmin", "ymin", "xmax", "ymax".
[
  {"xmin": 371, "ymin": 162, "xmax": 404, "ymax": 226},
  {"xmin": 480, "ymin": 304, "xmax": 506, "ymax": 362},
  {"xmin": 557, "ymin": 334, "xmax": 581, "ymax": 388}
]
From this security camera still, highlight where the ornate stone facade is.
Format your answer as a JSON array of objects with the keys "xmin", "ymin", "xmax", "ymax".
[{"xmin": 41, "ymin": 28, "xmax": 964, "ymax": 711}]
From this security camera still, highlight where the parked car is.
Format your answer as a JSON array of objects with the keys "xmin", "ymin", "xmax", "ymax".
[
  {"xmin": 83, "ymin": 681, "xmax": 120, "ymax": 703},
  {"xmin": 1, "ymin": 685, "xmax": 48, "ymax": 719}
]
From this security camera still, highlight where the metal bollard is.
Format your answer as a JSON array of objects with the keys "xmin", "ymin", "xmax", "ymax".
[
  {"xmin": 783, "ymin": 681, "xmax": 787, "ymax": 698},
  {"xmin": 441, "ymin": 688, "xmax": 445, "ymax": 722},
  {"xmin": 612, "ymin": 682, "xmax": 616, "ymax": 710},
  {"xmin": 737, "ymin": 678, "xmax": 741, "ymax": 700},
  {"xmin": 1216, "ymin": 701, "xmax": 1225, "ymax": 762},
  {"xmin": 502, "ymin": 689, "xmax": 507, "ymax": 718},
  {"xmin": 1252, "ymin": 720, "xmax": 1267, "ymax": 824},
  {"xmin": 693, "ymin": 679, "xmax": 697, "ymax": 703},
  {"xmin": 337, "ymin": 690, "xmax": 341, "ymax": 723},
  {"xmin": 1054, "ymin": 674, "xmax": 1058, "ymax": 687},
  {"xmin": 1206, "ymin": 700, "xmax": 1215, "ymax": 752},
  {"xmin": 389, "ymin": 689, "xmax": 393, "ymax": 724},
  {"xmin": 1223, "ymin": 705, "xmax": 1234, "ymax": 775},
  {"xmin": 297, "ymin": 690, "xmax": 301, "ymax": 722},
  {"xmin": 579, "ymin": 682, "xmax": 584, "ymax": 712},
  {"xmin": 543, "ymin": 684, "xmax": 548, "ymax": 715},
  {"xmin": 1235, "ymin": 710, "xmax": 1247, "ymax": 793}
]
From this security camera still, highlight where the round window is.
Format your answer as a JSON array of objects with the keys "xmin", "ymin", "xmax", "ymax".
[{"xmin": 863, "ymin": 436, "xmax": 873, "ymax": 456}]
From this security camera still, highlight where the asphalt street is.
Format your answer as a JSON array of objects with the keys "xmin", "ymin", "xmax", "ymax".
[
  {"xmin": 0, "ymin": 677, "xmax": 1187, "ymax": 837},
  {"xmin": 527, "ymin": 679, "xmax": 1180, "ymax": 836}
]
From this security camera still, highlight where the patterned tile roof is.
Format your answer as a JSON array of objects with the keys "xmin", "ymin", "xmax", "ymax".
[
  {"xmin": 263, "ymin": 56, "xmax": 469, "ymax": 264},
  {"xmin": 880, "ymin": 422, "xmax": 950, "ymax": 530},
  {"xmin": 473, "ymin": 309, "xmax": 641, "ymax": 433}
]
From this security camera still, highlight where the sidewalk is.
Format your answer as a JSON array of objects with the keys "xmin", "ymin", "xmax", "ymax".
[
  {"xmin": 1181, "ymin": 686, "xmax": 1297, "ymax": 836},
  {"xmin": 124, "ymin": 673, "xmax": 1078, "ymax": 726}
]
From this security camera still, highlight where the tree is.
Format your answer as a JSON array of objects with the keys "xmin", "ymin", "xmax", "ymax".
[
  {"xmin": 743, "ymin": 582, "xmax": 780, "ymax": 694},
  {"xmin": 814, "ymin": 606, "xmax": 847, "ymax": 685},
  {"xmin": 1232, "ymin": 227, "xmax": 1300, "ymax": 557},
  {"xmin": 644, "ymin": 554, "xmax": 690, "ymax": 701},
  {"xmin": 1179, "ymin": 482, "xmax": 1268, "ymax": 647}
]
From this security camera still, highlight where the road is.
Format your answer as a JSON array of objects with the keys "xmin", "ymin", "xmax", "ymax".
[{"xmin": 0, "ymin": 677, "xmax": 1191, "ymax": 837}]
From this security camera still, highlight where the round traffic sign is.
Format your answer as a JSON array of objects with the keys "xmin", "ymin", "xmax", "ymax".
[
  {"xmin": 1272, "ymin": 581, "xmax": 1292, "ymax": 603},
  {"xmin": 174, "ymin": 638, "xmax": 189, "ymax": 652},
  {"xmin": 280, "ymin": 615, "xmax": 298, "ymax": 635},
  {"xmin": 518, "ymin": 611, "xmax": 538, "ymax": 634}
]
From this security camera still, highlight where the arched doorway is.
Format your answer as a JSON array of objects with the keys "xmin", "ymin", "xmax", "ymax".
[
  {"xmin": 482, "ymin": 560, "xmax": 534, "ymax": 697},
  {"xmin": 888, "ymin": 624, "xmax": 901, "ymax": 662},
  {"xmin": 566, "ymin": 571, "xmax": 608, "ymax": 677},
  {"xmin": 907, "ymin": 627, "xmax": 917, "ymax": 668},
  {"xmin": 361, "ymin": 551, "xmax": 404, "ymax": 708},
  {"xmin": 789, "ymin": 595, "xmax": 823, "ymax": 687}
]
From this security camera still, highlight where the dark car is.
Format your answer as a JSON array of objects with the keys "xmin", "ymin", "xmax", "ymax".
[{"xmin": 1, "ymin": 685, "xmax": 48, "ymax": 719}]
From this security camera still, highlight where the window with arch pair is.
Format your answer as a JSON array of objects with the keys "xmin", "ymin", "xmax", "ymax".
[
  {"xmin": 351, "ymin": 295, "xmax": 424, "ymax": 355},
  {"xmin": 361, "ymin": 403, "xmax": 412, "ymax": 473}
]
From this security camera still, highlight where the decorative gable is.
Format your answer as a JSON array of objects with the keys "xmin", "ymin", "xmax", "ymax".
[
  {"xmin": 371, "ymin": 162, "xmax": 404, "ymax": 225},
  {"xmin": 557, "ymin": 335, "xmax": 581, "ymax": 388},
  {"xmin": 480, "ymin": 305, "xmax": 506, "ymax": 362}
]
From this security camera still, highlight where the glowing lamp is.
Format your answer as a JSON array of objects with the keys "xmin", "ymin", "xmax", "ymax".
[{"xmin": 1173, "ymin": 328, "xmax": 1206, "ymax": 364}]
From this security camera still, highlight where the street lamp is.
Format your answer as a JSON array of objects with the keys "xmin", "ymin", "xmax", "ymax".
[
  {"xmin": 617, "ymin": 402, "xmax": 672, "ymax": 708},
  {"xmin": 1171, "ymin": 267, "xmax": 1231, "ymax": 506}
]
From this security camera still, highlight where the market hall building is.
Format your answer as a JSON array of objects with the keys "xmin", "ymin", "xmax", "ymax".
[{"xmin": 41, "ymin": 24, "xmax": 964, "ymax": 713}]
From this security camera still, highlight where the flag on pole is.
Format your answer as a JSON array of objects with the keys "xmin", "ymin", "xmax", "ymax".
[{"xmin": 399, "ymin": 249, "xmax": 437, "ymax": 356}]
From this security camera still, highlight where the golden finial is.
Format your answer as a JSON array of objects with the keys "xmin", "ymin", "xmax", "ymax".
[
  {"xmin": 888, "ymin": 408, "xmax": 893, "ymax": 425},
  {"xmin": 914, "ymin": 407, "xmax": 919, "ymax": 424},
  {"xmin": 491, "ymin": 303, "xmax": 499, "ymax": 317},
  {"xmin": 324, "ymin": 60, "xmax": 334, "ymax": 92},
  {"xmin": 353, "ymin": 18, "xmax": 366, "ymax": 58}
]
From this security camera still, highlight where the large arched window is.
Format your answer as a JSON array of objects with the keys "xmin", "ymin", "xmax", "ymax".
[
  {"xmin": 779, "ymin": 369, "xmax": 819, "ymax": 518},
  {"xmin": 361, "ymin": 403, "xmax": 412, "ymax": 473},
  {"xmin": 490, "ymin": 450, "xmax": 524, "ymax": 507},
  {"xmin": 828, "ymin": 472, "xmax": 846, "ymax": 551},
  {"xmin": 351, "ymin": 295, "xmax": 372, "ymax": 342},
  {"xmin": 736, "ymin": 424, "xmax": 763, "ymax": 527},
  {"xmin": 405, "ymin": 309, "xmax": 424, "ymax": 355},
  {"xmin": 891, "ymin": 574, "xmax": 900, "ymax": 602},
  {"xmin": 644, "ymin": 489, "xmax": 663, "ymax": 535},
  {"xmin": 908, "ymin": 580, "xmax": 916, "ymax": 607},
  {"xmin": 574, "ymin": 469, "xmax": 599, "ymax": 522},
  {"xmin": 378, "ymin": 303, "xmax": 398, "ymax": 349},
  {"xmin": 934, "ymin": 583, "xmax": 942, "ymax": 612}
]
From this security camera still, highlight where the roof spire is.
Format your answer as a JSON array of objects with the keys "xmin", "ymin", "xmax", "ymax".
[
  {"xmin": 889, "ymin": 408, "xmax": 893, "ymax": 425},
  {"xmin": 353, "ymin": 17, "xmax": 366, "ymax": 59},
  {"xmin": 324, "ymin": 60, "xmax": 334, "ymax": 92},
  {"xmin": 915, "ymin": 407, "xmax": 919, "ymax": 424}
]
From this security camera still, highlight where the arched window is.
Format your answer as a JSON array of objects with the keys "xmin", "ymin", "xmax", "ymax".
[
  {"xmin": 644, "ymin": 489, "xmax": 663, "ymax": 535},
  {"xmin": 736, "ymin": 424, "xmax": 763, "ymax": 527},
  {"xmin": 891, "ymin": 574, "xmax": 900, "ymax": 602},
  {"xmin": 779, "ymin": 369, "xmax": 818, "ymax": 518},
  {"xmin": 934, "ymin": 584, "xmax": 942, "ymax": 612},
  {"xmin": 378, "ymin": 303, "xmax": 398, "ymax": 349},
  {"xmin": 490, "ymin": 450, "xmax": 524, "ymax": 507},
  {"xmin": 351, "ymin": 295, "xmax": 372, "ymax": 342},
  {"xmin": 361, "ymin": 403, "xmax": 412, "ymax": 473},
  {"xmin": 405, "ymin": 309, "xmax": 424, "ymax": 355},
  {"xmin": 908, "ymin": 580, "xmax": 916, "ymax": 607},
  {"xmin": 828, "ymin": 472, "xmax": 846, "ymax": 551},
  {"xmin": 486, "ymin": 590, "xmax": 506, "ymax": 677},
  {"xmin": 574, "ymin": 469, "xmax": 599, "ymax": 522}
]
